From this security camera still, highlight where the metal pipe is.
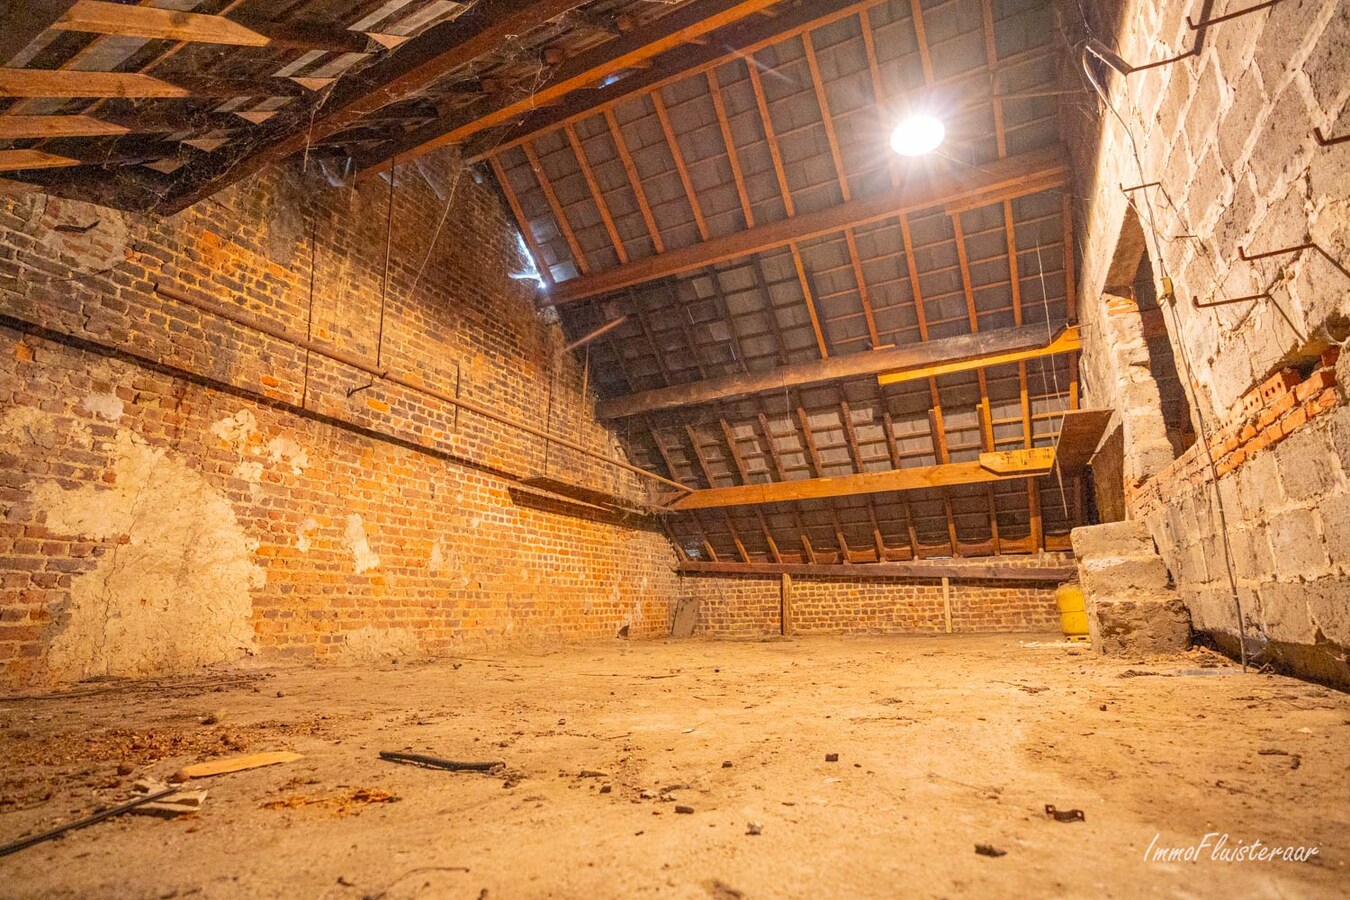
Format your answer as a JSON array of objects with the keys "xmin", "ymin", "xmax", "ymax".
[
  {"xmin": 563, "ymin": 315, "xmax": 627, "ymax": 353},
  {"xmin": 152, "ymin": 283, "xmax": 690, "ymax": 493}
]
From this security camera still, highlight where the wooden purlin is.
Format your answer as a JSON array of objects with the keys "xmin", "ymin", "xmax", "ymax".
[
  {"xmin": 664, "ymin": 448, "xmax": 1056, "ymax": 511},
  {"xmin": 542, "ymin": 147, "xmax": 1068, "ymax": 304},
  {"xmin": 676, "ymin": 560, "xmax": 1077, "ymax": 580}
]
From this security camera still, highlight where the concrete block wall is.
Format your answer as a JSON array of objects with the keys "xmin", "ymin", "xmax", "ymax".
[
  {"xmin": 0, "ymin": 151, "xmax": 680, "ymax": 688},
  {"xmin": 1071, "ymin": 0, "xmax": 1349, "ymax": 685},
  {"xmin": 681, "ymin": 555, "xmax": 1068, "ymax": 639},
  {"xmin": 1074, "ymin": 0, "xmax": 1347, "ymax": 423}
]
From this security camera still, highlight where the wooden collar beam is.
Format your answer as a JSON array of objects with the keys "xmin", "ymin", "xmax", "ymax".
[
  {"xmin": 876, "ymin": 325, "xmax": 1080, "ymax": 386},
  {"xmin": 663, "ymin": 448, "xmax": 1056, "ymax": 511},
  {"xmin": 677, "ymin": 560, "xmax": 1076, "ymax": 581},
  {"xmin": 597, "ymin": 324, "xmax": 1078, "ymax": 419},
  {"xmin": 542, "ymin": 146, "xmax": 1067, "ymax": 306}
]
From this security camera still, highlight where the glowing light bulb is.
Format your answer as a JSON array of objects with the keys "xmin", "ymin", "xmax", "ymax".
[{"xmin": 890, "ymin": 115, "xmax": 945, "ymax": 156}]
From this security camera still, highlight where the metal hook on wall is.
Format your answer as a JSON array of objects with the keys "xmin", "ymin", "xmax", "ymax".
[
  {"xmin": 1312, "ymin": 127, "xmax": 1349, "ymax": 147},
  {"xmin": 1240, "ymin": 242, "xmax": 1350, "ymax": 283}
]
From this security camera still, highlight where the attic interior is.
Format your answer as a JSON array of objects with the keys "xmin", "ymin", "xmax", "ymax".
[{"xmin": 0, "ymin": 0, "xmax": 1346, "ymax": 895}]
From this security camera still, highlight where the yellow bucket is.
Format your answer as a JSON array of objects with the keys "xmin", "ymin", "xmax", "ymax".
[{"xmin": 1055, "ymin": 583, "xmax": 1090, "ymax": 642}]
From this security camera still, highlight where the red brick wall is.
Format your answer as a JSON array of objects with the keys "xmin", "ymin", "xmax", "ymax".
[
  {"xmin": 0, "ymin": 154, "xmax": 679, "ymax": 687},
  {"xmin": 683, "ymin": 558, "xmax": 1066, "ymax": 638}
]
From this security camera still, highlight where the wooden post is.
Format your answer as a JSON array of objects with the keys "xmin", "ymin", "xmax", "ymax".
[
  {"xmin": 781, "ymin": 572, "xmax": 792, "ymax": 636},
  {"xmin": 942, "ymin": 577, "xmax": 952, "ymax": 634}
]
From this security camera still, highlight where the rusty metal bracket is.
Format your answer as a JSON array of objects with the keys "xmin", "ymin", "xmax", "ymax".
[
  {"xmin": 1240, "ymin": 242, "xmax": 1350, "ymax": 282},
  {"xmin": 1087, "ymin": 0, "xmax": 1284, "ymax": 76},
  {"xmin": 1193, "ymin": 292, "xmax": 1273, "ymax": 309},
  {"xmin": 1187, "ymin": 0, "xmax": 1283, "ymax": 30},
  {"xmin": 1313, "ymin": 126, "xmax": 1350, "ymax": 147}
]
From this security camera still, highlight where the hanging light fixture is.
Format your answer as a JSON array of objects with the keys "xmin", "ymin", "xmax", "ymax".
[{"xmin": 890, "ymin": 115, "xmax": 945, "ymax": 156}]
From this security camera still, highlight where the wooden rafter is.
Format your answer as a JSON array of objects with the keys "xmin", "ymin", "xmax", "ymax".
[
  {"xmin": 0, "ymin": 114, "xmax": 128, "ymax": 140},
  {"xmin": 563, "ymin": 123, "xmax": 628, "ymax": 265},
  {"xmin": 603, "ymin": 109, "xmax": 664, "ymax": 254},
  {"xmin": 791, "ymin": 248, "xmax": 830, "ymax": 359},
  {"xmin": 746, "ymin": 51, "xmax": 795, "ymax": 217},
  {"xmin": 0, "ymin": 149, "xmax": 80, "ymax": 172},
  {"xmin": 707, "ymin": 64, "xmax": 755, "ymax": 229},
  {"xmin": 488, "ymin": 155, "xmax": 555, "ymax": 289},
  {"xmin": 802, "ymin": 29, "xmax": 849, "ymax": 202},
  {"xmin": 907, "ymin": 0, "xmax": 934, "ymax": 86},
  {"xmin": 650, "ymin": 89, "xmax": 709, "ymax": 240},
  {"xmin": 522, "ymin": 141, "xmax": 590, "ymax": 276},
  {"xmin": 684, "ymin": 424, "xmax": 718, "ymax": 488}
]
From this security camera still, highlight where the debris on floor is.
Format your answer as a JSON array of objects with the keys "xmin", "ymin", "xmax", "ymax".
[
  {"xmin": 260, "ymin": 787, "xmax": 400, "ymax": 816},
  {"xmin": 128, "ymin": 780, "xmax": 208, "ymax": 818},
  {"xmin": 1043, "ymin": 804, "xmax": 1085, "ymax": 823}
]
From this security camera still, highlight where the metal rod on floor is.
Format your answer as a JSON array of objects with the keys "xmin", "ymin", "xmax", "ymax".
[{"xmin": 0, "ymin": 788, "xmax": 177, "ymax": 857}]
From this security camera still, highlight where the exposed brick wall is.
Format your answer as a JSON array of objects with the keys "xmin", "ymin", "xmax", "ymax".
[
  {"xmin": 1128, "ymin": 354, "xmax": 1350, "ymax": 685},
  {"xmin": 1071, "ymin": 0, "xmax": 1349, "ymax": 684},
  {"xmin": 0, "ymin": 152, "xmax": 680, "ymax": 687},
  {"xmin": 682, "ymin": 555, "xmax": 1067, "ymax": 639}
]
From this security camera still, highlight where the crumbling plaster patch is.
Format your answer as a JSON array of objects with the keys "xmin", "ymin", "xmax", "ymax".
[
  {"xmin": 343, "ymin": 513, "xmax": 381, "ymax": 573},
  {"xmin": 28, "ymin": 430, "xmax": 263, "ymax": 681},
  {"xmin": 80, "ymin": 393, "xmax": 124, "ymax": 422}
]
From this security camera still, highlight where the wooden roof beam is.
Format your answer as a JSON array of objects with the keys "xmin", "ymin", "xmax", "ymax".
[
  {"xmin": 0, "ymin": 68, "xmax": 325, "ymax": 99},
  {"xmin": 48, "ymin": 1, "xmax": 406, "ymax": 54},
  {"xmin": 677, "ymin": 560, "xmax": 1076, "ymax": 581},
  {"xmin": 159, "ymin": 0, "xmax": 588, "ymax": 212},
  {"xmin": 664, "ymin": 448, "xmax": 1055, "ymax": 510},
  {"xmin": 542, "ymin": 145, "xmax": 1067, "ymax": 305},
  {"xmin": 357, "ymin": 0, "xmax": 785, "ymax": 173},
  {"xmin": 462, "ymin": 0, "xmax": 885, "ymax": 162},
  {"xmin": 596, "ymin": 322, "xmax": 1079, "ymax": 419}
]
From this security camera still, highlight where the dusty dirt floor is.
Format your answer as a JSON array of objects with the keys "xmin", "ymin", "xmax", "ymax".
[{"xmin": 0, "ymin": 633, "xmax": 1346, "ymax": 899}]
